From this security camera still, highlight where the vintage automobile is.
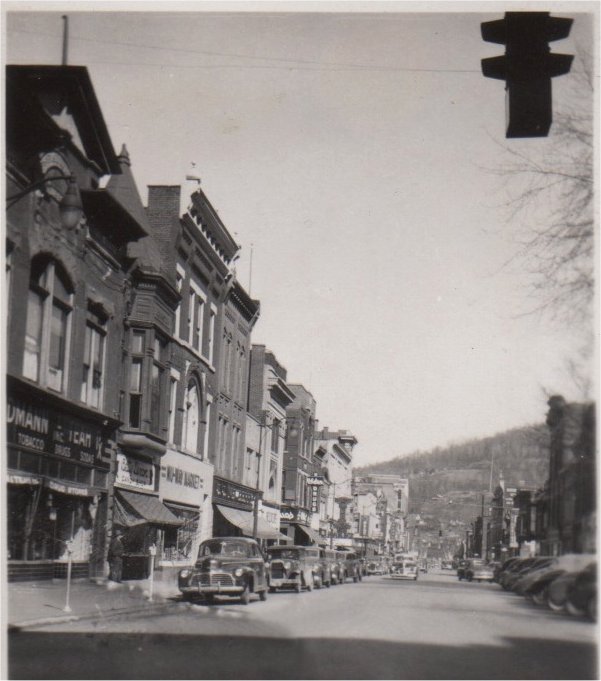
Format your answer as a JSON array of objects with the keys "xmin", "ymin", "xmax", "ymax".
[
  {"xmin": 267, "ymin": 545, "xmax": 320, "ymax": 592},
  {"xmin": 465, "ymin": 559, "xmax": 495, "ymax": 583},
  {"xmin": 546, "ymin": 560, "xmax": 597, "ymax": 620},
  {"xmin": 337, "ymin": 550, "xmax": 362, "ymax": 583},
  {"xmin": 456, "ymin": 559, "xmax": 471, "ymax": 581},
  {"xmin": 390, "ymin": 558, "xmax": 419, "ymax": 581},
  {"xmin": 515, "ymin": 554, "xmax": 594, "ymax": 602},
  {"xmin": 177, "ymin": 537, "xmax": 268, "ymax": 605},
  {"xmin": 366, "ymin": 557, "xmax": 389, "ymax": 576},
  {"xmin": 319, "ymin": 548, "xmax": 338, "ymax": 586}
]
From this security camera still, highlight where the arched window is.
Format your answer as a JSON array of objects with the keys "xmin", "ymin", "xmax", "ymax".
[
  {"xmin": 182, "ymin": 380, "xmax": 201, "ymax": 453},
  {"xmin": 24, "ymin": 257, "xmax": 73, "ymax": 392}
]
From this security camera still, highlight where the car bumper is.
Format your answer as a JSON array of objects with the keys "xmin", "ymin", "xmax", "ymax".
[
  {"xmin": 269, "ymin": 576, "xmax": 301, "ymax": 588},
  {"xmin": 180, "ymin": 584, "xmax": 244, "ymax": 595},
  {"xmin": 390, "ymin": 574, "xmax": 417, "ymax": 580}
]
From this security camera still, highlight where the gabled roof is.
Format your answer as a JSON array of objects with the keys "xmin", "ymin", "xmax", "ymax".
[{"xmin": 7, "ymin": 65, "xmax": 120, "ymax": 175}]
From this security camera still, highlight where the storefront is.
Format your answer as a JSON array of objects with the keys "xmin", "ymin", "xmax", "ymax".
[
  {"xmin": 280, "ymin": 505, "xmax": 323, "ymax": 546},
  {"xmin": 7, "ymin": 379, "xmax": 116, "ymax": 581},
  {"xmin": 158, "ymin": 448, "xmax": 214, "ymax": 566},
  {"xmin": 112, "ymin": 448, "xmax": 182, "ymax": 580},
  {"xmin": 213, "ymin": 476, "xmax": 287, "ymax": 543}
]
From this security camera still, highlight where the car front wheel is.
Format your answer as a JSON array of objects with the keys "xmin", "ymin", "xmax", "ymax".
[{"xmin": 240, "ymin": 584, "xmax": 251, "ymax": 605}]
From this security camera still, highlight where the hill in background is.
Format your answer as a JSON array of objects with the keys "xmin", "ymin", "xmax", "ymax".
[{"xmin": 356, "ymin": 424, "xmax": 550, "ymax": 529}]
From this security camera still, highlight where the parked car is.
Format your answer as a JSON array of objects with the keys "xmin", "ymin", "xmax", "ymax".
[
  {"xmin": 267, "ymin": 545, "xmax": 319, "ymax": 593},
  {"xmin": 178, "ymin": 537, "xmax": 268, "ymax": 605},
  {"xmin": 565, "ymin": 562, "xmax": 597, "ymax": 621},
  {"xmin": 366, "ymin": 557, "xmax": 389, "ymax": 575},
  {"xmin": 338, "ymin": 550, "xmax": 362, "ymax": 583},
  {"xmin": 465, "ymin": 559, "xmax": 495, "ymax": 583},
  {"xmin": 499, "ymin": 557, "xmax": 538, "ymax": 590},
  {"xmin": 390, "ymin": 558, "xmax": 419, "ymax": 581},
  {"xmin": 457, "ymin": 559, "xmax": 471, "ymax": 581},
  {"xmin": 506, "ymin": 557, "xmax": 553, "ymax": 592},
  {"xmin": 516, "ymin": 554, "xmax": 595, "ymax": 603},
  {"xmin": 318, "ymin": 548, "xmax": 337, "ymax": 587},
  {"xmin": 441, "ymin": 561, "xmax": 454, "ymax": 571}
]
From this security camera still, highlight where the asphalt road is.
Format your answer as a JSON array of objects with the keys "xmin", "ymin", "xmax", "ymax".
[{"xmin": 9, "ymin": 571, "xmax": 598, "ymax": 679}]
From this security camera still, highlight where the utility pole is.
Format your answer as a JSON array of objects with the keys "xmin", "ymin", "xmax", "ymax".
[
  {"xmin": 61, "ymin": 16, "xmax": 69, "ymax": 66},
  {"xmin": 252, "ymin": 411, "xmax": 267, "ymax": 540}
]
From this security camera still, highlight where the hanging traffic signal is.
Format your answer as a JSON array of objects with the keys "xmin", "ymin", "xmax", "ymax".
[{"xmin": 481, "ymin": 12, "xmax": 573, "ymax": 138}]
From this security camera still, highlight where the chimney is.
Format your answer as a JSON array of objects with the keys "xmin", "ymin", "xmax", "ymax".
[{"xmin": 146, "ymin": 186, "xmax": 181, "ymax": 278}]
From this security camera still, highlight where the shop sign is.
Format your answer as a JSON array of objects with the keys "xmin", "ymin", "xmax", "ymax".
[
  {"xmin": 307, "ymin": 475, "xmax": 324, "ymax": 486},
  {"xmin": 160, "ymin": 450, "xmax": 212, "ymax": 507},
  {"xmin": 310, "ymin": 486, "xmax": 320, "ymax": 513},
  {"xmin": 280, "ymin": 506, "xmax": 309, "ymax": 524},
  {"xmin": 116, "ymin": 452, "xmax": 155, "ymax": 491},
  {"xmin": 213, "ymin": 477, "xmax": 256, "ymax": 511},
  {"xmin": 47, "ymin": 479, "xmax": 92, "ymax": 497},
  {"xmin": 7, "ymin": 394, "xmax": 111, "ymax": 470}
]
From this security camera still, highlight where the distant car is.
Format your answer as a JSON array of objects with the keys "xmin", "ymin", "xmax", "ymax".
[
  {"xmin": 390, "ymin": 559, "xmax": 419, "ymax": 581},
  {"xmin": 178, "ymin": 537, "xmax": 268, "ymax": 605},
  {"xmin": 465, "ymin": 559, "xmax": 494, "ymax": 583},
  {"xmin": 457, "ymin": 559, "xmax": 471, "ymax": 581},
  {"xmin": 441, "ymin": 561, "xmax": 453, "ymax": 571},
  {"xmin": 366, "ymin": 557, "xmax": 388, "ymax": 575}
]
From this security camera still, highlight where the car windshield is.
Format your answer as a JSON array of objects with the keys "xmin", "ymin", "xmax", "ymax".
[
  {"xmin": 268, "ymin": 549, "xmax": 300, "ymax": 560},
  {"xmin": 199, "ymin": 541, "xmax": 250, "ymax": 558},
  {"xmin": 404, "ymin": 562, "xmax": 417, "ymax": 568},
  {"xmin": 471, "ymin": 560, "xmax": 486, "ymax": 567}
]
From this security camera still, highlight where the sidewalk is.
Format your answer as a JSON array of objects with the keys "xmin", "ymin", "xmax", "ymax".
[{"xmin": 7, "ymin": 576, "xmax": 182, "ymax": 629}]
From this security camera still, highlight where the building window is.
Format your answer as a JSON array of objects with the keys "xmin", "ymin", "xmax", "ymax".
[
  {"xmin": 182, "ymin": 380, "xmax": 200, "ymax": 454},
  {"xmin": 188, "ymin": 284, "xmax": 205, "ymax": 353},
  {"xmin": 23, "ymin": 258, "xmax": 73, "ymax": 392},
  {"xmin": 174, "ymin": 267, "xmax": 184, "ymax": 339},
  {"xmin": 150, "ymin": 335, "xmax": 168, "ymax": 435},
  {"xmin": 208, "ymin": 305, "xmax": 217, "ymax": 365},
  {"xmin": 81, "ymin": 304, "xmax": 107, "ymax": 409},
  {"xmin": 128, "ymin": 330, "xmax": 145, "ymax": 428},
  {"xmin": 168, "ymin": 374, "xmax": 179, "ymax": 443},
  {"xmin": 271, "ymin": 419, "xmax": 280, "ymax": 454},
  {"xmin": 203, "ymin": 397, "xmax": 212, "ymax": 460}
]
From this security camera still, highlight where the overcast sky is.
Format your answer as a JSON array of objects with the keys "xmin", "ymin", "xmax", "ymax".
[{"xmin": 4, "ymin": 2, "xmax": 596, "ymax": 467}]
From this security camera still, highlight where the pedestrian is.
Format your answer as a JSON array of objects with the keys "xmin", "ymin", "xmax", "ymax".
[{"xmin": 108, "ymin": 528, "xmax": 124, "ymax": 583}]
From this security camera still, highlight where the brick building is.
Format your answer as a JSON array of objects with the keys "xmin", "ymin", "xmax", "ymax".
[
  {"xmin": 281, "ymin": 385, "xmax": 321, "ymax": 544},
  {"xmin": 246, "ymin": 345, "xmax": 295, "ymax": 541},
  {"xmin": 6, "ymin": 65, "xmax": 144, "ymax": 580}
]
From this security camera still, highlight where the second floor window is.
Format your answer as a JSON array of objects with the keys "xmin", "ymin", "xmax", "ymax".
[
  {"xmin": 182, "ymin": 381, "xmax": 200, "ymax": 453},
  {"xmin": 128, "ymin": 331, "xmax": 145, "ymax": 429},
  {"xmin": 81, "ymin": 305, "xmax": 107, "ymax": 409},
  {"xmin": 150, "ymin": 335, "xmax": 168, "ymax": 435},
  {"xmin": 24, "ymin": 258, "xmax": 73, "ymax": 393}
]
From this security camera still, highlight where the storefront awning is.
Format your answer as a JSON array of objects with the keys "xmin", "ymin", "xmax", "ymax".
[
  {"xmin": 216, "ymin": 504, "xmax": 288, "ymax": 541},
  {"xmin": 296, "ymin": 524, "xmax": 325, "ymax": 546},
  {"xmin": 116, "ymin": 490, "xmax": 182, "ymax": 527}
]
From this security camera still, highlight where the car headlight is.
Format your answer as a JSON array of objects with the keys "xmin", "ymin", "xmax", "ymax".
[
  {"xmin": 284, "ymin": 561, "xmax": 292, "ymax": 570},
  {"xmin": 179, "ymin": 569, "xmax": 191, "ymax": 580},
  {"xmin": 234, "ymin": 567, "xmax": 245, "ymax": 578}
]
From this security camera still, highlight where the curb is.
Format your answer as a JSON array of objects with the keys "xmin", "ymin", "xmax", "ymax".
[{"xmin": 8, "ymin": 598, "xmax": 181, "ymax": 631}]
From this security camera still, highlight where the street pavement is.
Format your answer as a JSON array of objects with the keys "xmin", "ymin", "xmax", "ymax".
[{"xmin": 7, "ymin": 570, "xmax": 598, "ymax": 679}]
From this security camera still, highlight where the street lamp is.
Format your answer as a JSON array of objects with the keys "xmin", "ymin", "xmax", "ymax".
[{"xmin": 7, "ymin": 174, "xmax": 83, "ymax": 229}]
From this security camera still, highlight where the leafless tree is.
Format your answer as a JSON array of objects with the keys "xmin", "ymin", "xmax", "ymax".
[{"xmin": 491, "ymin": 50, "xmax": 594, "ymax": 329}]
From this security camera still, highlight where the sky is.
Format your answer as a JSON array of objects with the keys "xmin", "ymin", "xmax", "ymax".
[{"xmin": 3, "ymin": 1, "xmax": 597, "ymax": 467}]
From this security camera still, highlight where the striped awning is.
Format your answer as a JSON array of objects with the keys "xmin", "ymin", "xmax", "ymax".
[
  {"xmin": 216, "ymin": 504, "xmax": 288, "ymax": 541},
  {"xmin": 115, "ymin": 489, "xmax": 182, "ymax": 527}
]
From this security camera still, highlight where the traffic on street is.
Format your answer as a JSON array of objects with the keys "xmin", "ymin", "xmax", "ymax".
[{"xmin": 9, "ymin": 568, "xmax": 597, "ymax": 680}]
